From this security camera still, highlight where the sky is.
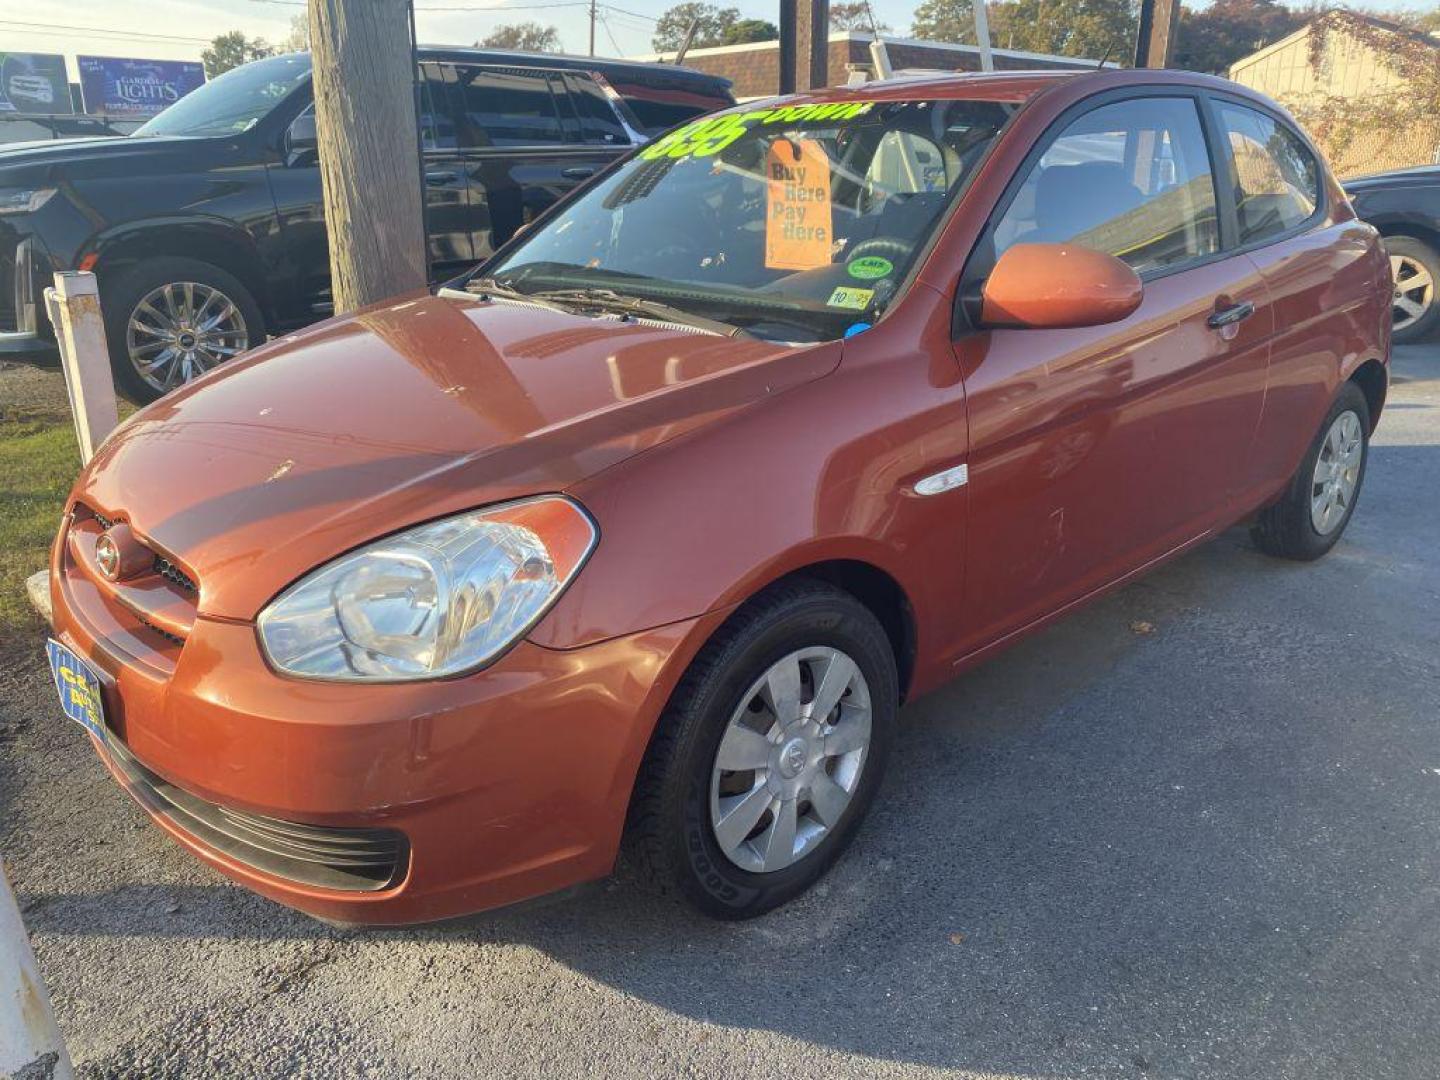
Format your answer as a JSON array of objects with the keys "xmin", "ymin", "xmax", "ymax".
[{"xmin": 0, "ymin": 0, "xmax": 1432, "ymax": 78}]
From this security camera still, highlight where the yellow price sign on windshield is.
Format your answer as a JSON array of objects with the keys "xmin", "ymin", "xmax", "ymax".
[{"xmin": 765, "ymin": 139, "xmax": 833, "ymax": 272}]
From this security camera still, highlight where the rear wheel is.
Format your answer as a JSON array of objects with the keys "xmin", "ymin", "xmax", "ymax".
[
  {"xmin": 1251, "ymin": 382, "xmax": 1369, "ymax": 561},
  {"xmin": 102, "ymin": 257, "xmax": 264, "ymax": 403},
  {"xmin": 626, "ymin": 580, "xmax": 897, "ymax": 919},
  {"xmin": 1384, "ymin": 235, "xmax": 1439, "ymax": 344}
]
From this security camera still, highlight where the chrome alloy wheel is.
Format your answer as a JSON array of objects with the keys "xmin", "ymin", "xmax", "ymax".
[
  {"xmin": 709, "ymin": 647, "xmax": 872, "ymax": 874},
  {"xmin": 1391, "ymin": 253, "xmax": 1434, "ymax": 334},
  {"xmin": 126, "ymin": 281, "xmax": 250, "ymax": 393},
  {"xmin": 1311, "ymin": 410, "xmax": 1363, "ymax": 535}
]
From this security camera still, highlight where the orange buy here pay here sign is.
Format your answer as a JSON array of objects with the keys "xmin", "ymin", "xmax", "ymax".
[{"xmin": 765, "ymin": 139, "xmax": 833, "ymax": 271}]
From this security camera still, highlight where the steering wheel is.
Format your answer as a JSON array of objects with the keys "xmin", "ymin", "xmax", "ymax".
[{"xmin": 846, "ymin": 237, "xmax": 914, "ymax": 267}]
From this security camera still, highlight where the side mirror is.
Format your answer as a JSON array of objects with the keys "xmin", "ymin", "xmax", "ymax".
[
  {"xmin": 285, "ymin": 111, "xmax": 317, "ymax": 164},
  {"xmin": 978, "ymin": 243, "xmax": 1143, "ymax": 330}
]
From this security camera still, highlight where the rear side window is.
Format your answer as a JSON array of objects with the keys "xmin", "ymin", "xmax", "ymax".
[
  {"xmin": 419, "ymin": 64, "xmax": 456, "ymax": 150},
  {"xmin": 1217, "ymin": 103, "xmax": 1320, "ymax": 245},
  {"xmin": 609, "ymin": 85, "xmax": 728, "ymax": 138},
  {"xmin": 993, "ymin": 96, "xmax": 1220, "ymax": 274},
  {"xmin": 564, "ymin": 73, "xmax": 629, "ymax": 146},
  {"xmin": 453, "ymin": 66, "xmax": 565, "ymax": 148}
]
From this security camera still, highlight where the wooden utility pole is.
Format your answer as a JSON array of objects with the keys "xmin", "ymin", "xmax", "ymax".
[
  {"xmin": 779, "ymin": 0, "xmax": 797, "ymax": 94},
  {"xmin": 779, "ymin": 0, "xmax": 830, "ymax": 94},
  {"xmin": 1134, "ymin": 0, "xmax": 1181, "ymax": 68},
  {"xmin": 308, "ymin": 0, "xmax": 428, "ymax": 314},
  {"xmin": 589, "ymin": 0, "xmax": 597, "ymax": 56}
]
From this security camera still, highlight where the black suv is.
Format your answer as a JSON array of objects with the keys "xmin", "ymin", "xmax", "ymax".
[
  {"xmin": 0, "ymin": 49, "xmax": 732, "ymax": 401},
  {"xmin": 1343, "ymin": 164, "xmax": 1440, "ymax": 345}
]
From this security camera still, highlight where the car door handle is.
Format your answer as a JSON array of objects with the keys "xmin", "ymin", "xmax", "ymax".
[
  {"xmin": 425, "ymin": 170, "xmax": 459, "ymax": 185},
  {"xmin": 561, "ymin": 166, "xmax": 596, "ymax": 180},
  {"xmin": 1207, "ymin": 300, "xmax": 1255, "ymax": 329}
]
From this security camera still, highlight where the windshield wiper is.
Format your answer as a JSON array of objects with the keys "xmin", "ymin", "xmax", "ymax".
[
  {"xmin": 453, "ymin": 277, "xmax": 576, "ymax": 315},
  {"xmin": 528, "ymin": 287, "xmax": 750, "ymax": 339}
]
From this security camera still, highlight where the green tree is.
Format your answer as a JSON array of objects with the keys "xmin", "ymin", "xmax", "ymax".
[
  {"xmin": 830, "ymin": 1, "xmax": 890, "ymax": 31},
  {"xmin": 722, "ymin": 17, "xmax": 780, "ymax": 43},
  {"xmin": 915, "ymin": 0, "xmax": 1135, "ymax": 59},
  {"xmin": 278, "ymin": 13, "xmax": 310, "ymax": 54},
  {"xmin": 652, "ymin": 3, "xmax": 744, "ymax": 51},
  {"xmin": 1173, "ymin": 0, "xmax": 1302, "ymax": 74},
  {"xmin": 201, "ymin": 31, "xmax": 273, "ymax": 78},
  {"xmin": 911, "ymin": 0, "xmax": 978, "ymax": 44},
  {"xmin": 480, "ymin": 21, "xmax": 562, "ymax": 51}
]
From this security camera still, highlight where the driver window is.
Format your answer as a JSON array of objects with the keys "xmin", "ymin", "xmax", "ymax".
[{"xmin": 992, "ymin": 97, "xmax": 1220, "ymax": 274}]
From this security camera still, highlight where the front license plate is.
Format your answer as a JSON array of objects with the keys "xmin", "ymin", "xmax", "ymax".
[{"xmin": 46, "ymin": 639, "xmax": 106, "ymax": 742}]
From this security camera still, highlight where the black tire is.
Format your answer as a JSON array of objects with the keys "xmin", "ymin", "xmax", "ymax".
[
  {"xmin": 1251, "ymin": 382, "xmax": 1370, "ymax": 561},
  {"xmin": 1384, "ymin": 235, "xmax": 1440, "ymax": 344},
  {"xmin": 625, "ymin": 579, "xmax": 898, "ymax": 920},
  {"xmin": 101, "ymin": 256, "xmax": 265, "ymax": 404}
]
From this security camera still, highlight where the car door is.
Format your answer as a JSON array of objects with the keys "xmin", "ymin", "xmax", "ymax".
[
  {"xmin": 951, "ymin": 93, "xmax": 1273, "ymax": 654},
  {"xmin": 268, "ymin": 72, "xmax": 472, "ymax": 320},
  {"xmin": 1208, "ymin": 97, "xmax": 1383, "ymax": 505},
  {"xmin": 447, "ymin": 64, "xmax": 629, "ymax": 261}
]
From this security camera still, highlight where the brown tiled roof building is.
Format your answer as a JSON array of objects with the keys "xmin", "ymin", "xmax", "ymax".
[{"xmin": 633, "ymin": 31, "xmax": 1110, "ymax": 100}]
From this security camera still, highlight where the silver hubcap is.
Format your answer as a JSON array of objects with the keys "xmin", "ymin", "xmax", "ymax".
[
  {"xmin": 126, "ymin": 281, "xmax": 249, "ymax": 393},
  {"xmin": 709, "ymin": 647, "xmax": 871, "ymax": 874},
  {"xmin": 1390, "ymin": 254, "xmax": 1434, "ymax": 333},
  {"xmin": 1310, "ymin": 410, "xmax": 1363, "ymax": 535}
]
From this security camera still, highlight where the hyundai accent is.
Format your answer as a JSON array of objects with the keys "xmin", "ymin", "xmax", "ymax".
[{"xmin": 46, "ymin": 69, "xmax": 1390, "ymax": 923}]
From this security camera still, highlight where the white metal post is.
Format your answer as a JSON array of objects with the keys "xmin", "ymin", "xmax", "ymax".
[
  {"xmin": 0, "ymin": 858, "xmax": 73, "ymax": 1080},
  {"xmin": 43, "ymin": 270, "xmax": 119, "ymax": 467},
  {"xmin": 971, "ymin": 0, "xmax": 995, "ymax": 71}
]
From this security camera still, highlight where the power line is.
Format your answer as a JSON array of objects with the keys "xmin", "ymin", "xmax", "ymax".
[
  {"xmin": 245, "ymin": 0, "xmax": 594, "ymax": 9},
  {"xmin": 599, "ymin": 4, "xmax": 659, "ymax": 22},
  {"xmin": 0, "ymin": 20, "xmax": 211, "ymax": 44},
  {"xmin": 598, "ymin": 12, "xmax": 624, "ymax": 54}
]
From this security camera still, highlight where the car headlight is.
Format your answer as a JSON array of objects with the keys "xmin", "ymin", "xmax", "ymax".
[
  {"xmin": 0, "ymin": 188, "xmax": 56, "ymax": 215},
  {"xmin": 257, "ymin": 496, "xmax": 597, "ymax": 681}
]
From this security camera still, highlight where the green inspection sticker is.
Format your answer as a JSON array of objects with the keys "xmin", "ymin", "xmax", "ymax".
[
  {"xmin": 828, "ymin": 286, "xmax": 874, "ymax": 310},
  {"xmin": 847, "ymin": 255, "xmax": 893, "ymax": 280}
]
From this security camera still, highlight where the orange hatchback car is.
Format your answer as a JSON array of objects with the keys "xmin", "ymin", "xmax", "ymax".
[{"xmin": 47, "ymin": 69, "xmax": 1389, "ymax": 924}]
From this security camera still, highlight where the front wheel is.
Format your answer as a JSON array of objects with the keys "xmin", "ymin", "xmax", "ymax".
[
  {"xmin": 102, "ymin": 256, "xmax": 265, "ymax": 404},
  {"xmin": 1251, "ymin": 382, "xmax": 1370, "ymax": 561},
  {"xmin": 626, "ymin": 580, "xmax": 898, "ymax": 919}
]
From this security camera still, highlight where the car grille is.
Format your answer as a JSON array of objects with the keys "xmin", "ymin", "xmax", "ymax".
[
  {"xmin": 67, "ymin": 505, "xmax": 199, "ymax": 656},
  {"xmin": 105, "ymin": 737, "xmax": 409, "ymax": 893},
  {"xmin": 153, "ymin": 555, "xmax": 197, "ymax": 594}
]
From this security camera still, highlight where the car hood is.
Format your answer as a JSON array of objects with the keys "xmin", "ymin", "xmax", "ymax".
[
  {"xmin": 75, "ymin": 291, "xmax": 840, "ymax": 620},
  {"xmin": 0, "ymin": 134, "xmax": 206, "ymax": 178},
  {"xmin": 1344, "ymin": 164, "xmax": 1440, "ymax": 190}
]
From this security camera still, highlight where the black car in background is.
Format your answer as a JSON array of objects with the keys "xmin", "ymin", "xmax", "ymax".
[
  {"xmin": 0, "ymin": 49, "xmax": 732, "ymax": 401},
  {"xmin": 1344, "ymin": 164, "xmax": 1440, "ymax": 344}
]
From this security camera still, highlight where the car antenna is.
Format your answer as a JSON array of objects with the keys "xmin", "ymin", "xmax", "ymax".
[{"xmin": 1096, "ymin": 45, "xmax": 1113, "ymax": 69}]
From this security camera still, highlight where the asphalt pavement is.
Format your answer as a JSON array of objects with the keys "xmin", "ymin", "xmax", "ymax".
[{"xmin": 2, "ymin": 343, "xmax": 1438, "ymax": 1080}]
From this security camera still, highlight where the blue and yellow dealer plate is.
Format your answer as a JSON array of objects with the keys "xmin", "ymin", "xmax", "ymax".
[{"xmin": 46, "ymin": 639, "xmax": 106, "ymax": 741}]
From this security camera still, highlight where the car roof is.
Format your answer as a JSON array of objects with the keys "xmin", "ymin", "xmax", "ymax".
[
  {"xmin": 415, "ymin": 46, "xmax": 733, "ymax": 93},
  {"xmin": 739, "ymin": 66, "xmax": 1274, "ymax": 109}
]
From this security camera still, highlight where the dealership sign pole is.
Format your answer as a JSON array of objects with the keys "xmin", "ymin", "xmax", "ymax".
[
  {"xmin": 43, "ymin": 272, "xmax": 119, "ymax": 465},
  {"xmin": 0, "ymin": 856, "xmax": 74, "ymax": 1080}
]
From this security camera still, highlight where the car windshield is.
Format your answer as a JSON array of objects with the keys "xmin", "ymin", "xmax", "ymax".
[
  {"xmin": 484, "ymin": 97, "xmax": 1015, "ymax": 341},
  {"xmin": 134, "ymin": 54, "xmax": 310, "ymax": 138}
]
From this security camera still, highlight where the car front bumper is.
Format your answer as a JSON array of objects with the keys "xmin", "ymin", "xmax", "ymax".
[{"xmin": 49, "ymin": 513, "xmax": 719, "ymax": 925}]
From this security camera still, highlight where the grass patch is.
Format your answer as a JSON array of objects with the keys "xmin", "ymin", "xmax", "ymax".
[{"xmin": 0, "ymin": 406, "xmax": 80, "ymax": 640}]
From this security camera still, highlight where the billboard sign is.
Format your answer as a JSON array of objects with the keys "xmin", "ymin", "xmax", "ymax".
[
  {"xmin": 0, "ymin": 52, "xmax": 72, "ymax": 114},
  {"xmin": 77, "ymin": 56, "xmax": 205, "ymax": 117}
]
